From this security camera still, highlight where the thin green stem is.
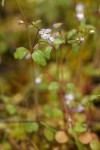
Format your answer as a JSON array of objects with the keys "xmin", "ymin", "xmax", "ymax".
[
  {"xmin": 32, "ymin": 29, "xmax": 40, "ymax": 48},
  {"xmin": 58, "ymin": 46, "xmax": 72, "ymax": 126},
  {"xmin": 15, "ymin": 0, "xmax": 32, "ymax": 51},
  {"xmin": 15, "ymin": 0, "xmax": 39, "ymax": 120}
]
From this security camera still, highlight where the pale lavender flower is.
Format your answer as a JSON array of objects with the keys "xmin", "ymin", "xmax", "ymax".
[
  {"xmin": 25, "ymin": 53, "xmax": 31, "ymax": 60},
  {"xmin": 76, "ymin": 13, "xmax": 84, "ymax": 21},
  {"xmin": 76, "ymin": 3, "xmax": 84, "ymax": 21},
  {"xmin": 41, "ymin": 34, "xmax": 51, "ymax": 39},
  {"xmin": 53, "ymin": 23, "xmax": 63, "ymax": 29},
  {"xmin": 77, "ymin": 37, "xmax": 84, "ymax": 42},
  {"xmin": 76, "ymin": 105, "xmax": 84, "ymax": 112},
  {"xmin": 35, "ymin": 77, "xmax": 42, "ymax": 84},
  {"xmin": 76, "ymin": 3, "xmax": 84, "ymax": 12},
  {"xmin": 39, "ymin": 28, "xmax": 51, "ymax": 39},
  {"xmin": 65, "ymin": 93, "xmax": 75, "ymax": 106}
]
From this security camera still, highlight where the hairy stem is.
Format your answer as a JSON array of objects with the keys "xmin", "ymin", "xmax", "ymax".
[{"xmin": 15, "ymin": 0, "xmax": 39, "ymax": 120}]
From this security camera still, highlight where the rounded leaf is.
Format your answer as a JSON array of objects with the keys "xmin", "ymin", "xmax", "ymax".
[
  {"xmin": 44, "ymin": 128, "xmax": 54, "ymax": 142},
  {"xmin": 14, "ymin": 47, "xmax": 29, "ymax": 59},
  {"xmin": 44, "ymin": 47, "xmax": 52, "ymax": 59},
  {"xmin": 55, "ymin": 131, "xmax": 68, "ymax": 143},
  {"xmin": 26, "ymin": 122, "xmax": 39, "ymax": 133},
  {"xmin": 48, "ymin": 82, "xmax": 59, "ymax": 90},
  {"xmin": 32, "ymin": 50, "xmax": 46, "ymax": 66},
  {"xmin": 79, "ymin": 132, "xmax": 92, "ymax": 144}
]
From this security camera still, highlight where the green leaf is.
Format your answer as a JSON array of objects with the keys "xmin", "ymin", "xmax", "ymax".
[
  {"xmin": 32, "ymin": 20, "xmax": 41, "ymax": 25},
  {"xmin": 74, "ymin": 123, "xmax": 87, "ymax": 133},
  {"xmin": 14, "ymin": 47, "xmax": 29, "ymax": 59},
  {"xmin": 44, "ymin": 128, "xmax": 54, "ymax": 142},
  {"xmin": 72, "ymin": 43, "xmax": 79, "ymax": 54},
  {"xmin": 6, "ymin": 104, "xmax": 16, "ymax": 115},
  {"xmin": 54, "ymin": 38, "xmax": 65, "ymax": 45},
  {"xmin": 32, "ymin": 50, "xmax": 46, "ymax": 66},
  {"xmin": 90, "ymin": 141, "xmax": 100, "ymax": 150},
  {"xmin": 79, "ymin": 19, "xmax": 86, "ymax": 31},
  {"xmin": 67, "ymin": 29, "xmax": 77, "ymax": 39},
  {"xmin": 35, "ymin": 20, "xmax": 41, "ymax": 24},
  {"xmin": 26, "ymin": 122, "xmax": 39, "ymax": 133},
  {"xmin": 44, "ymin": 47, "xmax": 52, "ymax": 59},
  {"xmin": 66, "ymin": 83, "xmax": 76, "ymax": 91},
  {"xmin": 52, "ymin": 108, "xmax": 63, "ymax": 118},
  {"xmin": 48, "ymin": 82, "xmax": 59, "ymax": 90},
  {"xmin": 90, "ymin": 95, "xmax": 99, "ymax": 101},
  {"xmin": 44, "ymin": 105, "xmax": 52, "ymax": 118}
]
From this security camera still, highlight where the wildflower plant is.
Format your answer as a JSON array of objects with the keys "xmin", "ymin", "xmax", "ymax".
[{"xmin": 1, "ymin": 0, "xmax": 100, "ymax": 150}]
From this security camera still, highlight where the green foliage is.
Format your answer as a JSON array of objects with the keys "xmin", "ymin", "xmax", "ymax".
[
  {"xmin": 6, "ymin": 104, "xmax": 16, "ymax": 115},
  {"xmin": 32, "ymin": 20, "xmax": 41, "ymax": 25},
  {"xmin": 54, "ymin": 38, "xmax": 65, "ymax": 45},
  {"xmin": 44, "ymin": 105, "xmax": 63, "ymax": 119},
  {"xmin": 26, "ymin": 122, "xmax": 39, "ymax": 133},
  {"xmin": 32, "ymin": 50, "xmax": 46, "ymax": 66},
  {"xmin": 48, "ymin": 82, "xmax": 59, "ymax": 90},
  {"xmin": 14, "ymin": 47, "xmax": 29, "ymax": 59},
  {"xmin": 44, "ymin": 47, "xmax": 52, "ymax": 59},
  {"xmin": 74, "ymin": 123, "xmax": 87, "ymax": 133},
  {"xmin": 44, "ymin": 128, "xmax": 54, "ymax": 142},
  {"xmin": 52, "ymin": 108, "xmax": 63, "ymax": 118},
  {"xmin": 72, "ymin": 43, "xmax": 80, "ymax": 54},
  {"xmin": 90, "ymin": 141, "xmax": 100, "ymax": 150}
]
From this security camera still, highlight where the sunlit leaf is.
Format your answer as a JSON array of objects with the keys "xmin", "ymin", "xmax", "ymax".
[
  {"xmin": 6, "ymin": 104, "xmax": 16, "ymax": 115},
  {"xmin": 44, "ymin": 47, "xmax": 52, "ymax": 59},
  {"xmin": 54, "ymin": 38, "xmax": 65, "ymax": 45},
  {"xmin": 74, "ymin": 123, "xmax": 87, "ymax": 133},
  {"xmin": 44, "ymin": 128, "xmax": 54, "ymax": 142},
  {"xmin": 32, "ymin": 50, "xmax": 46, "ymax": 66},
  {"xmin": 26, "ymin": 122, "xmax": 39, "ymax": 133},
  {"xmin": 14, "ymin": 47, "xmax": 29, "ymax": 59},
  {"xmin": 52, "ymin": 108, "xmax": 63, "ymax": 118},
  {"xmin": 48, "ymin": 82, "xmax": 59, "ymax": 90}
]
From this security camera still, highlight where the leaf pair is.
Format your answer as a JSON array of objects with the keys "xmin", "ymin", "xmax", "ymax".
[{"xmin": 14, "ymin": 46, "xmax": 52, "ymax": 66}]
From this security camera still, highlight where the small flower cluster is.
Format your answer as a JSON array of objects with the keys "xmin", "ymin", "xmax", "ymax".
[
  {"xmin": 65, "ymin": 93, "xmax": 84, "ymax": 112},
  {"xmin": 39, "ymin": 28, "xmax": 54, "ymax": 42},
  {"xmin": 76, "ymin": 3, "xmax": 84, "ymax": 21}
]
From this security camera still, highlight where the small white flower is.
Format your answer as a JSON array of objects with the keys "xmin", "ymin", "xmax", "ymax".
[
  {"xmin": 89, "ymin": 30, "xmax": 95, "ymax": 34},
  {"xmin": 65, "ymin": 93, "xmax": 75, "ymax": 106},
  {"xmin": 65, "ymin": 93, "xmax": 74, "ymax": 101},
  {"xmin": 39, "ymin": 28, "xmax": 51, "ymax": 39},
  {"xmin": 53, "ymin": 23, "xmax": 63, "ymax": 29},
  {"xmin": 77, "ymin": 37, "xmax": 84, "ymax": 42},
  {"xmin": 76, "ymin": 3, "xmax": 84, "ymax": 12},
  {"xmin": 76, "ymin": 105, "xmax": 84, "ymax": 112},
  {"xmin": 35, "ymin": 77, "xmax": 42, "ymax": 84},
  {"xmin": 79, "ymin": 37, "xmax": 84, "ymax": 42},
  {"xmin": 76, "ymin": 13, "xmax": 84, "ymax": 21},
  {"xmin": 41, "ymin": 33, "xmax": 51, "ymax": 39},
  {"xmin": 18, "ymin": 20, "xmax": 24, "ymax": 25}
]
